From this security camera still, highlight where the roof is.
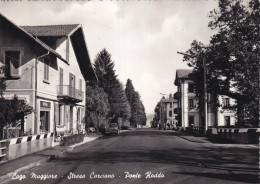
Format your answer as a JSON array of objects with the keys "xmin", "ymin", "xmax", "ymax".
[
  {"xmin": 0, "ymin": 13, "xmax": 68, "ymax": 64},
  {"xmin": 176, "ymin": 69, "xmax": 193, "ymax": 79},
  {"xmin": 174, "ymin": 69, "xmax": 193, "ymax": 86},
  {"xmin": 1, "ymin": 13, "xmax": 97, "ymax": 81},
  {"xmin": 21, "ymin": 24, "xmax": 80, "ymax": 37},
  {"xmin": 163, "ymin": 98, "xmax": 178, "ymax": 103}
]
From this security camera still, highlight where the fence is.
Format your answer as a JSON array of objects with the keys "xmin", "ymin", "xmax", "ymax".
[
  {"xmin": 4, "ymin": 133, "xmax": 54, "ymax": 161},
  {"xmin": 207, "ymin": 128, "xmax": 260, "ymax": 144},
  {"xmin": 0, "ymin": 140, "xmax": 8, "ymax": 163}
]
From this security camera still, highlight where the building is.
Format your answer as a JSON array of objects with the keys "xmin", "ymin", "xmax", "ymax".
[
  {"xmin": 0, "ymin": 14, "xmax": 97, "ymax": 136},
  {"xmin": 174, "ymin": 69, "xmax": 236, "ymax": 129},
  {"xmin": 162, "ymin": 94, "xmax": 178, "ymax": 129}
]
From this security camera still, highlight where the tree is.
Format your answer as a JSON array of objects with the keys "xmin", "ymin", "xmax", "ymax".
[
  {"xmin": 85, "ymin": 84, "xmax": 110, "ymax": 130},
  {"xmin": 183, "ymin": 0, "xmax": 259, "ymax": 127},
  {"xmin": 0, "ymin": 66, "xmax": 6, "ymax": 97},
  {"xmin": 125, "ymin": 79, "xmax": 135, "ymax": 107},
  {"xmin": 94, "ymin": 49, "xmax": 131, "ymax": 121},
  {"xmin": 0, "ymin": 95, "xmax": 34, "ymax": 135},
  {"xmin": 153, "ymin": 97, "xmax": 166, "ymax": 128},
  {"xmin": 125, "ymin": 79, "xmax": 147, "ymax": 127}
]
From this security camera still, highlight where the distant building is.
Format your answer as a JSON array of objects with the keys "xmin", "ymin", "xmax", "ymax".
[
  {"xmin": 174, "ymin": 69, "xmax": 236, "ymax": 129},
  {"xmin": 162, "ymin": 94, "xmax": 178, "ymax": 129},
  {"xmin": 0, "ymin": 14, "xmax": 97, "ymax": 135}
]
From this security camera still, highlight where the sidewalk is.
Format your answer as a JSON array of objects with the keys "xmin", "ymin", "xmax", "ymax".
[
  {"xmin": 172, "ymin": 130, "xmax": 211, "ymax": 143},
  {"xmin": 0, "ymin": 133, "xmax": 102, "ymax": 183},
  {"xmin": 172, "ymin": 130, "xmax": 259, "ymax": 148}
]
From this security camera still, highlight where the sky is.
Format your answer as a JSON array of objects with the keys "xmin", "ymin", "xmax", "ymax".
[{"xmin": 0, "ymin": 0, "xmax": 218, "ymax": 116}]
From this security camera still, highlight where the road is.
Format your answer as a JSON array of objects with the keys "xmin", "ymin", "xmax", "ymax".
[{"xmin": 7, "ymin": 128, "xmax": 258, "ymax": 184}]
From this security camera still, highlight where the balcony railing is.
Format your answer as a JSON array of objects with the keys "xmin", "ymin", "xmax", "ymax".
[
  {"xmin": 57, "ymin": 85, "xmax": 84, "ymax": 102},
  {"xmin": 174, "ymin": 92, "xmax": 181, "ymax": 100}
]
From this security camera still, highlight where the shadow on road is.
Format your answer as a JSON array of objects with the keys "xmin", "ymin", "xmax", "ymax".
[
  {"xmin": 53, "ymin": 130, "xmax": 258, "ymax": 183},
  {"xmin": 172, "ymin": 171, "xmax": 258, "ymax": 183},
  {"xmin": 98, "ymin": 130, "xmax": 175, "ymax": 140}
]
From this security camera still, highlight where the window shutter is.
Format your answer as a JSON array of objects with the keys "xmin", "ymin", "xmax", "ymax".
[
  {"xmin": 54, "ymin": 102, "xmax": 59, "ymax": 127},
  {"xmin": 5, "ymin": 51, "xmax": 20, "ymax": 77}
]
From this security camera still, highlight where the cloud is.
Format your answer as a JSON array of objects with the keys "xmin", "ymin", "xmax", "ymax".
[{"xmin": 0, "ymin": 0, "xmax": 218, "ymax": 114}]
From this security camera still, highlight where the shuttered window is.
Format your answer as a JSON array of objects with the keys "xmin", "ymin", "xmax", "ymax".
[
  {"xmin": 79, "ymin": 79, "xmax": 82, "ymax": 91},
  {"xmin": 5, "ymin": 51, "xmax": 20, "ymax": 77},
  {"xmin": 44, "ymin": 59, "xmax": 49, "ymax": 81}
]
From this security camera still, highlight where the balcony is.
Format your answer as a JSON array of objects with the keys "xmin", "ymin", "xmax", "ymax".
[
  {"xmin": 174, "ymin": 92, "xmax": 181, "ymax": 100},
  {"xmin": 57, "ymin": 85, "xmax": 84, "ymax": 102},
  {"xmin": 174, "ymin": 108, "xmax": 181, "ymax": 114}
]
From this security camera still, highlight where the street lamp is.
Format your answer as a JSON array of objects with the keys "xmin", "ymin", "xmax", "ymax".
[{"xmin": 176, "ymin": 51, "xmax": 208, "ymax": 134}]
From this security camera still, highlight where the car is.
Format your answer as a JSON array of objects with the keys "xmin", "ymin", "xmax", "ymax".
[{"xmin": 105, "ymin": 123, "xmax": 120, "ymax": 135}]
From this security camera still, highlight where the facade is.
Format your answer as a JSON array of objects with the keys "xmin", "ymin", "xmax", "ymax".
[
  {"xmin": 0, "ymin": 14, "xmax": 96, "ymax": 136},
  {"xmin": 174, "ymin": 69, "xmax": 236, "ymax": 129},
  {"xmin": 162, "ymin": 95, "xmax": 178, "ymax": 129}
]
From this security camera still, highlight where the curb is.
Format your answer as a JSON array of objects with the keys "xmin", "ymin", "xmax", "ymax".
[
  {"xmin": 179, "ymin": 136, "xmax": 209, "ymax": 144},
  {"xmin": 0, "ymin": 135, "xmax": 101, "ymax": 184},
  {"xmin": 172, "ymin": 131, "xmax": 209, "ymax": 143}
]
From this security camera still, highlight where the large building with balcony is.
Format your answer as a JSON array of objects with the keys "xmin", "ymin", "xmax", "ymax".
[
  {"xmin": 174, "ymin": 69, "xmax": 236, "ymax": 129},
  {"xmin": 0, "ymin": 14, "xmax": 96, "ymax": 135}
]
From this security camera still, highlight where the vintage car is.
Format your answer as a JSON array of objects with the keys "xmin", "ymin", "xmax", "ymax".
[{"xmin": 105, "ymin": 123, "xmax": 120, "ymax": 135}]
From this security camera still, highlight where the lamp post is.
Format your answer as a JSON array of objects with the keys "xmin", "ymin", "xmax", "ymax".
[{"xmin": 177, "ymin": 51, "xmax": 208, "ymax": 135}]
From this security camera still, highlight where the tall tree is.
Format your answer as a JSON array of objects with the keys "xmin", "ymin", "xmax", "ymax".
[
  {"xmin": 94, "ymin": 49, "xmax": 131, "ymax": 121},
  {"xmin": 85, "ymin": 84, "xmax": 110, "ymax": 129},
  {"xmin": 153, "ymin": 97, "xmax": 166, "ymax": 128},
  {"xmin": 125, "ymin": 79, "xmax": 135, "ymax": 106},
  {"xmin": 125, "ymin": 79, "xmax": 147, "ymax": 127},
  {"xmin": 183, "ymin": 0, "xmax": 259, "ymax": 127}
]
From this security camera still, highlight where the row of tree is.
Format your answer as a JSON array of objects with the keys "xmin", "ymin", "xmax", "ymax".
[
  {"xmin": 85, "ymin": 49, "xmax": 146, "ymax": 129},
  {"xmin": 151, "ymin": 97, "xmax": 166, "ymax": 129},
  {"xmin": 183, "ymin": 0, "xmax": 259, "ymax": 127}
]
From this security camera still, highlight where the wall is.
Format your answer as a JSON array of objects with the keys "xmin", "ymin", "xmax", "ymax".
[
  {"xmin": 208, "ymin": 128, "xmax": 259, "ymax": 144},
  {"xmin": 0, "ymin": 21, "xmax": 48, "ymax": 134},
  {"xmin": 181, "ymin": 80, "xmax": 200, "ymax": 128},
  {"xmin": 36, "ymin": 36, "xmax": 86, "ymax": 134},
  {"xmin": 217, "ymin": 95, "xmax": 236, "ymax": 126},
  {"xmin": 7, "ymin": 133, "xmax": 54, "ymax": 160}
]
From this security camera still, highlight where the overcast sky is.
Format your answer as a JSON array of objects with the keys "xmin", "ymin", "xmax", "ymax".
[{"xmin": 0, "ymin": 0, "xmax": 218, "ymax": 115}]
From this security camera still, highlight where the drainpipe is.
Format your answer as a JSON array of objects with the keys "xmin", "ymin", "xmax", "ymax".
[{"xmin": 34, "ymin": 51, "xmax": 50, "ymax": 134}]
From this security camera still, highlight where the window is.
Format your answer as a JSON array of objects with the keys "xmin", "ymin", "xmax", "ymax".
[
  {"xmin": 188, "ymin": 83, "xmax": 194, "ymax": 93},
  {"xmin": 44, "ymin": 59, "xmax": 49, "ymax": 82},
  {"xmin": 170, "ymin": 102, "xmax": 172, "ymax": 108},
  {"xmin": 59, "ymin": 68, "xmax": 63, "ymax": 93},
  {"xmin": 223, "ymin": 98, "xmax": 230, "ymax": 107},
  {"xmin": 189, "ymin": 99, "xmax": 195, "ymax": 109},
  {"xmin": 60, "ymin": 68, "xmax": 63, "ymax": 86},
  {"xmin": 58, "ymin": 104, "xmax": 63, "ymax": 126},
  {"xmin": 79, "ymin": 79, "xmax": 82, "ymax": 91},
  {"xmin": 224, "ymin": 116, "xmax": 230, "ymax": 126},
  {"xmin": 169, "ymin": 110, "xmax": 172, "ymax": 117},
  {"xmin": 189, "ymin": 116, "xmax": 194, "ymax": 127},
  {"xmin": 5, "ymin": 51, "xmax": 20, "ymax": 78}
]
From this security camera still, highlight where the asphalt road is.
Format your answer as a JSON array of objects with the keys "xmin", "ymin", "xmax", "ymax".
[{"xmin": 7, "ymin": 128, "xmax": 259, "ymax": 184}]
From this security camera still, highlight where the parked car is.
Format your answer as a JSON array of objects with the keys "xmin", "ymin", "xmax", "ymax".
[{"xmin": 105, "ymin": 123, "xmax": 120, "ymax": 135}]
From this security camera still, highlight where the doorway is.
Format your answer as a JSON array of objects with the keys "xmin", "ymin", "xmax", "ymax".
[{"xmin": 40, "ymin": 111, "xmax": 49, "ymax": 132}]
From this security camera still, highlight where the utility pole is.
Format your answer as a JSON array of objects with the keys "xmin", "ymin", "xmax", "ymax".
[{"xmin": 203, "ymin": 57, "xmax": 208, "ymax": 134}]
